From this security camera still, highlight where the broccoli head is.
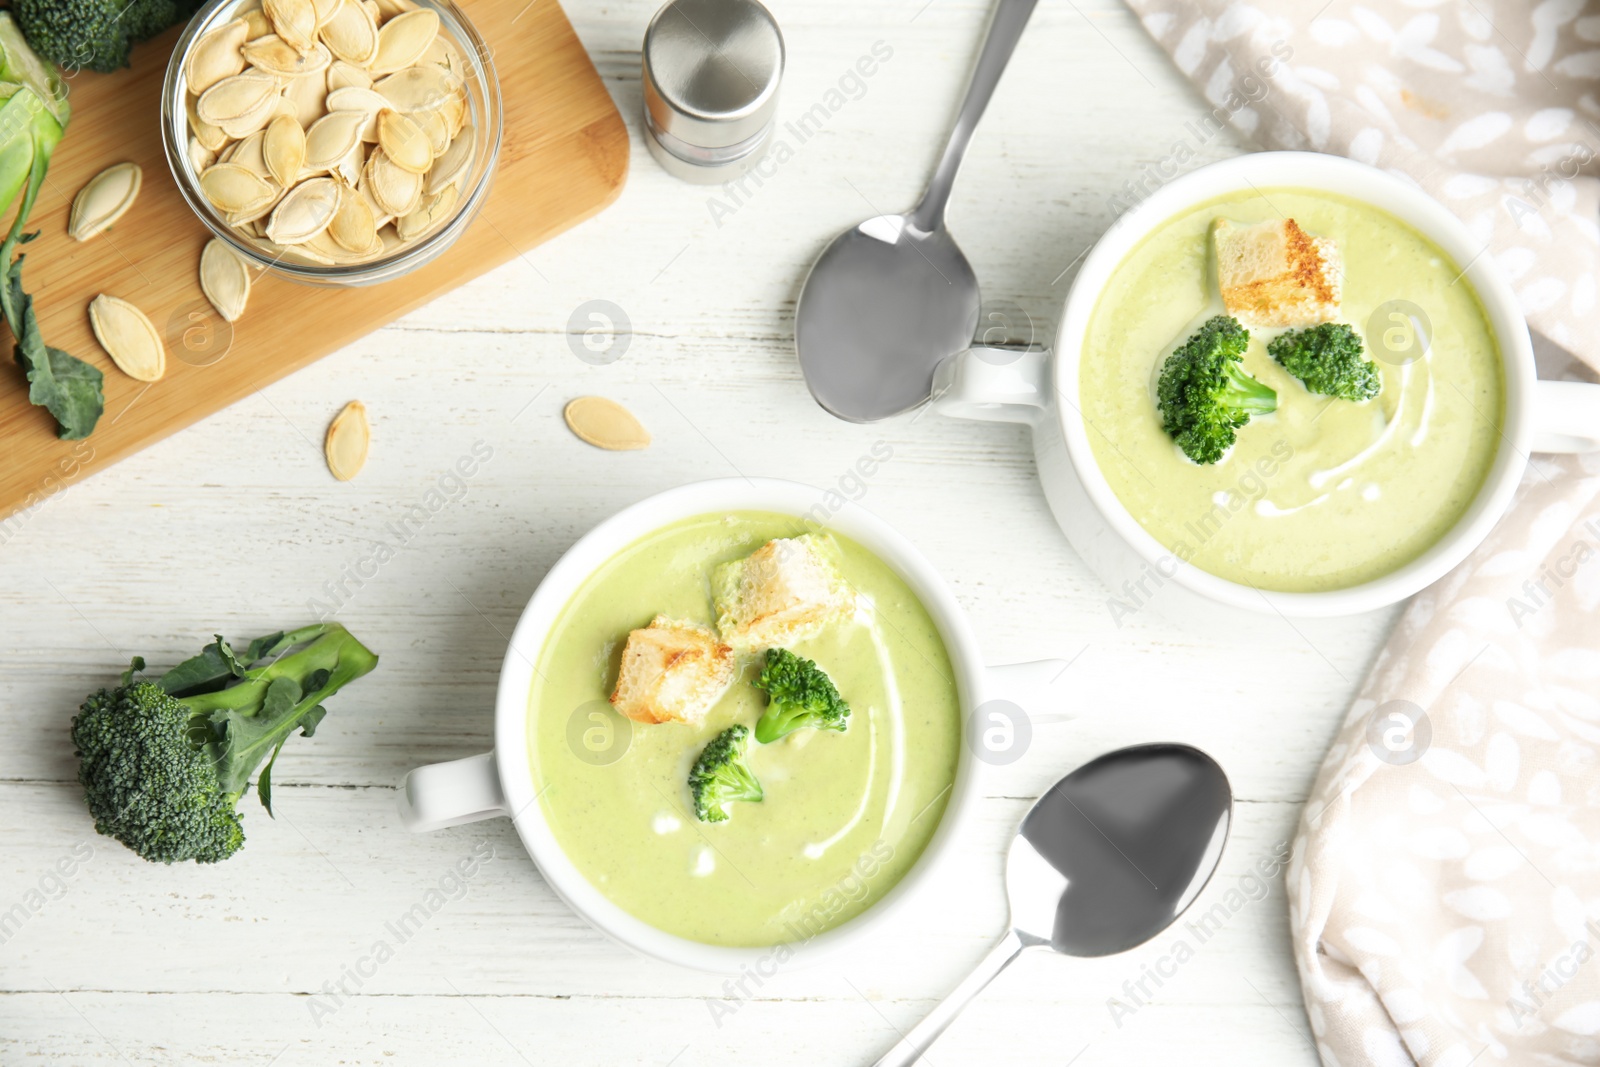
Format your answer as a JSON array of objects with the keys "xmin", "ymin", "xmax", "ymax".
[
  {"xmin": 1156, "ymin": 315, "xmax": 1278, "ymax": 465},
  {"xmin": 15, "ymin": 0, "xmax": 203, "ymax": 74},
  {"xmin": 752, "ymin": 648, "xmax": 850, "ymax": 744},
  {"xmin": 1268, "ymin": 322, "xmax": 1381, "ymax": 402},
  {"xmin": 689, "ymin": 725, "xmax": 763, "ymax": 824},
  {"xmin": 70, "ymin": 624, "xmax": 378, "ymax": 863},
  {"xmin": 73, "ymin": 675, "xmax": 245, "ymax": 864}
]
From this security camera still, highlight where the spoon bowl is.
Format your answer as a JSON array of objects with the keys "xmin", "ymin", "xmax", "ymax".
[
  {"xmin": 871, "ymin": 743, "xmax": 1232, "ymax": 1066},
  {"xmin": 796, "ymin": 216, "xmax": 980, "ymax": 422}
]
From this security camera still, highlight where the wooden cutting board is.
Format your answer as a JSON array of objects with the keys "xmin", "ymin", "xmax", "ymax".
[{"xmin": 0, "ymin": 0, "xmax": 628, "ymax": 524}]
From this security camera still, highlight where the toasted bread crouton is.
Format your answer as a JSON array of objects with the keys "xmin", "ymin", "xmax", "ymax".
[
  {"xmin": 609, "ymin": 616, "xmax": 735, "ymax": 726},
  {"xmin": 712, "ymin": 535, "xmax": 854, "ymax": 650},
  {"xmin": 1212, "ymin": 217, "xmax": 1342, "ymax": 327}
]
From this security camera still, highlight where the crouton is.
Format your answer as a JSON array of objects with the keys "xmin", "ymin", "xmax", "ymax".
[
  {"xmin": 712, "ymin": 535, "xmax": 854, "ymax": 650},
  {"xmin": 1212, "ymin": 217, "xmax": 1342, "ymax": 327},
  {"xmin": 609, "ymin": 616, "xmax": 735, "ymax": 726}
]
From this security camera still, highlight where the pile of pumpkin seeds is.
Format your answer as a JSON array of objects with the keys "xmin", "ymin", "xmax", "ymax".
[{"xmin": 183, "ymin": 0, "xmax": 476, "ymax": 267}]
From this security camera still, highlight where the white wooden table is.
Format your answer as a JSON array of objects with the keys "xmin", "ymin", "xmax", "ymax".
[{"xmin": 0, "ymin": 0, "xmax": 1395, "ymax": 1061}]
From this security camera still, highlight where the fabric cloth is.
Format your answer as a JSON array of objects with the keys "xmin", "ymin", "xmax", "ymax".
[{"xmin": 1122, "ymin": 2, "xmax": 1600, "ymax": 1063}]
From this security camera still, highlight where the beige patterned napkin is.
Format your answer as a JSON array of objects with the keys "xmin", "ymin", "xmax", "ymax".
[{"xmin": 1123, "ymin": 2, "xmax": 1600, "ymax": 1063}]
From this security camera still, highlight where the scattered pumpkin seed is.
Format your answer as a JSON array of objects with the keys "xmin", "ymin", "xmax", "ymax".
[
  {"xmin": 564, "ymin": 397, "xmax": 651, "ymax": 451},
  {"xmin": 88, "ymin": 295, "xmax": 166, "ymax": 382},
  {"xmin": 326, "ymin": 59, "xmax": 371, "ymax": 91},
  {"xmin": 69, "ymin": 162, "xmax": 141, "ymax": 242},
  {"xmin": 200, "ymin": 239, "xmax": 252, "ymax": 323},
  {"xmin": 324, "ymin": 400, "xmax": 370, "ymax": 480}
]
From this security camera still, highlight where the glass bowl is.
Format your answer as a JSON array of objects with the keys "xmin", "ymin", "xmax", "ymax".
[{"xmin": 161, "ymin": 0, "xmax": 502, "ymax": 287}]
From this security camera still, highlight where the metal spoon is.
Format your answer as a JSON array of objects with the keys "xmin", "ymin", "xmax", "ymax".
[
  {"xmin": 870, "ymin": 743, "xmax": 1232, "ymax": 1067},
  {"xmin": 794, "ymin": 0, "xmax": 1040, "ymax": 423}
]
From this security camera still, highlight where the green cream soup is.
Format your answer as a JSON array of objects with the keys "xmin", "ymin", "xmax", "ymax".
[
  {"xmin": 529, "ymin": 511, "xmax": 961, "ymax": 947},
  {"xmin": 1079, "ymin": 188, "xmax": 1506, "ymax": 592}
]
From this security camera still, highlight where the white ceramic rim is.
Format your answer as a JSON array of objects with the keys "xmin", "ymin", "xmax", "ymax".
[
  {"xmin": 1053, "ymin": 151, "xmax": 1534, "ymax": 617},
  {"xmin": 492, "ymin": 478, "xmax": 984, "ymax": 972}
]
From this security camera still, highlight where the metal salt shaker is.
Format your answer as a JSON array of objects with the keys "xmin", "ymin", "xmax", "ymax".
[{"xmin": 641, "ymin": 0, "xmax": 785, "ymax": 184}]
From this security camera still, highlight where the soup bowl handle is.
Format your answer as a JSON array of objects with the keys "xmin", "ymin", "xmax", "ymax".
[
  {"xmin": 1532, "ymin": 379, "xmax": 1600, "ymax": 453},
  {"xmin": 931, "ymin": 345, "xmax": 1052, "ymax": 425},
  {"xmin": 399, "ymin": 751, "xmax": 507, "ymax": 832}
]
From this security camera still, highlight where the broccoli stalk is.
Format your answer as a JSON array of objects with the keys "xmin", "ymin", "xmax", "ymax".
[
  {"xmin": 71, "ymin": 624, "xmax": 379, "ymax": 863},
  {"xmin": 752, "ymin": 648, "xmax": 851, "ymax": 744},
  {"xmin": 1156, "ymin": 315, "xmax": 1277, "ymax": 465},
  {"xmin": 689, "ymin": 725, "xmax": 763, "ymax": 824},
  {"xmin": 1268, "ymin": 322, "xmax": 1382, "ymax": 402}
]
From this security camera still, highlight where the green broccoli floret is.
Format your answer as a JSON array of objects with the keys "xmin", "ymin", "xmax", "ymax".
[
  {"xmin": 688, "ymin": 725, "xmax": 763, "ymax": 824},
  {"xmin": 1268, "ymin": 322, "xmax": 1381, "ymax": 402},
  {"xmin": 752, "ymin": 648, "xmax": 850, "ymax": 744},
  {"xmin": 71, "ymin": 624, "xmax": 379, "ymax": 863},
  {"xmin": 15, "ymin": 0, "xmax": 202, "ymax": 74},
  {"xmin": 1156, "ymin": 315, "xmax": 1277, "ymax": 465}
]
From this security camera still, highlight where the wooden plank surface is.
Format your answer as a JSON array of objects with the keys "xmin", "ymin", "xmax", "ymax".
[{"xmin": 0, "ymin": 0, "xmax": 628, "ymax": 521}]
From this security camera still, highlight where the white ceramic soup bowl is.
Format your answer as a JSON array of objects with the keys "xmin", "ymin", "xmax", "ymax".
[
  {"xmin": 933, "ymin": 151, "xmax": 1600, "ymax": 622},
  {"xmin": 398, "ymin": 477, "xmax": 1065, "ymax": 972}
]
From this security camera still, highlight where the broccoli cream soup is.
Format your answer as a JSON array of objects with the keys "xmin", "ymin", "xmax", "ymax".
[
  {"xmin": 1080, "ymin": 188, "xmax": 1504, "ymax": 592},
  {"xmin": 529, "ymin": 511, "xmax": 961, "ymax": 947}
]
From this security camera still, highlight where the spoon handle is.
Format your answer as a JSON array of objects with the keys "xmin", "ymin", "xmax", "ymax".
[
  {"xmin": 868, "ymin": 927, "xmax": 1033, "ymax": 1067},
  {"xmin": 910, "ymin": 0, "xmax": 1041, "ymax": 232}
]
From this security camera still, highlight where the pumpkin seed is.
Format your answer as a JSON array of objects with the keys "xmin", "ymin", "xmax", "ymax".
[
  {"xmin": 326, "ymin": 59, "xmax": 371, "ymax": 91},
  {"xmin": 264, "ymin": 0, "xmax": 318, "ymax": 54},
  {"xmin": 311, "ymin": 0, "xmax": 343, "ymax": 27},
  {"xmin": 243, "ymin": 7, "xmax": 274, "ymax": 38},
  {"xmin": 324, "ymin": 400, "xmax": 370, "ymax": 480},
  {"xmin": 363, "ymin": 147, "xmax": 421, "ymax": 216},
  {"xmin": 69, "ymin": 162, "xmax": 142, "ymax": 242},
  {"xmin": 187, "ymin": 94, "xmax": 230, "ymax": 152},
  {"xmin": 372, "ymin": 0, "xmax": 416, "ymax": 16},
  {"xmin": 394, "ymin": 182, "xmax": 455, "ymax": 241},
  {"xmin": 357, "ymin": 180, "xmax": 392, "ymax": 228},
  {"xmin": 327, "ymin": 181, "xmax": 377, "ymax": 251},
  {"xmin": 199, "ymin": 239, "xmax": 252, "ymax": 323},
  {"xmin": 413, "ymin": 106, "xmax": 449, "ymax": 155},
  {"xmin": 188, "ymin": 135, "xmax": 217, "ymax": 174},
  {"xmin": 282, "ymin": 68, "xmax": 329, "ymax": 127},
  {"xmin": 263, "ymin": 113, "xmax": 306, "ymax": 187},
  {"xmin": 228, "ymin": 129, "xmax": 272, "ymax": 180},
  {"xmin": 216, "ymin": 97, "xmax": 279, "ymax": 139},
  {"xmin": 318, "ymin": 0, "xmax": 378, "ymax": 65},
  {"xmin": 326, "ymin": 86, "xmax": 388, "ymax": 140},
  {"xmin": 440, "ymin": 86, "xmax": 466, "ymax": 138},
  {"xmin": 244, "ymin": 35, "xmax": 330, "ymax": 77},
  {"xmin": 303, "ymin": 109, "xmax": 366, "ymax": 174},
  {"xmin": 425, "ymin": 123, "xmax": 472, "ymax": 193},
  {"xmin": 420, "ymin": 33, "xmax": 463, "ymax": 74},
  {"xmin": 564, "ymin": 397, "xmax": 651, "ymax": 451},
  {"xmin": 333, "ymin": 140, "xmax": 366, "ymax": 185},
  {"xmin": 369, "ymin": 9, "xmax": 438, "ymax": 75},
  {"xmin": 201, "ymin": 163, "xmax": 276, "ymax": 213},
  {"xmin": 374, "ymin": 64, "xmax": 456, "ymax": 113},
  {"xmin": 89, "ymin": 295, "xmax": 166, "ymax": 383},
  {"xmin": 186, "ymin": 18, "xmax": 248, "ymax": 95},
  {"xmin": 266, "ymin": 176, "xmax": 340, "ymax": 243},
  {"xmin": 225, "ymin": 189, "xmax": 283, "ymax": 227},
  {"xmin": 376, "ymin": 108, "xmax": 431, "ymax": 173},
  {"xmin": 196, "ymin": 71, "xmax": 278, "ymax": 125}
]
